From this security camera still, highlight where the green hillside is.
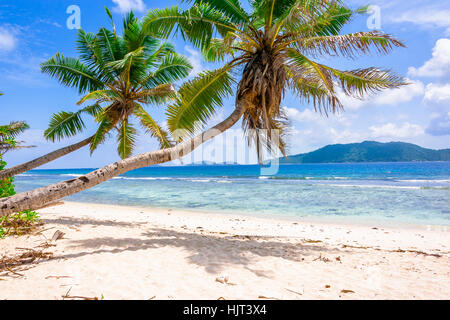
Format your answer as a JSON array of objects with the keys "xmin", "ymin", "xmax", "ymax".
[{"xmin": 280, "ymin": 141, "xmax": 450, "ymax": 163}]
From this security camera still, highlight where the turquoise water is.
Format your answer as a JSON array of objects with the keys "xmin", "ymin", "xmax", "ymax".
[{"xmin": 14, "ymin": 162, "xmax": 450, "ymax": 226}]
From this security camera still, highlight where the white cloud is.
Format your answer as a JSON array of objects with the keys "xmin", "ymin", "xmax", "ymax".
[
  {"xmin": 0, "ymin": 27, "xmax": 16, "ymax": 51},
  {"xmin": 408, "ymin": 38, "xmax": 450, "ymax": 78},
  {"xmin": 283, "ymin": 107, "xmax": 320, "ymax": 122},
  {"xmin": 391, "ymin": 10, "xmax": 450, "ymax": 35},
  {"xmin": 184, "ymin": 46, "xmax": 204, "ymax": 77},
  {"xmin": 112, "ymin": 0, "xmax": 146, "ymax": 13},
  {"xmin": 424, "ymin": 83, "xmax": 450, "ymax": 103},
  {"xmin": 350, "ymin": 0, "xmax": 450, "ymax": 34},
  {"xmin": 369, "ymin": 122, "xmax": 424, "ymax": 139},
  {"xmin": 283, "ymin": 107, "xmax": 349, "ymax": 125}
]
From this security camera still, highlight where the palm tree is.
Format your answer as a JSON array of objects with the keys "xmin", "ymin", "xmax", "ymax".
[
  {"xmin": 0, "ymin": 10, "xmax": 192, "ymax": 180},
  {"xmin": 0, "ymin": 121, "xmax": 34, "ymax": 156},
  {"xmin": 143, "ymin": 0, "xmax": 406, "ymax": 160},
  {"xmin": 0, "ymin": 1, "xmax": 406, "ymax": 214}
]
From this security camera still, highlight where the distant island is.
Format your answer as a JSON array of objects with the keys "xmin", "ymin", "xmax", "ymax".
[{"xmin": 279, "ymin": 141, "xmax": 450, "ymax": 164}]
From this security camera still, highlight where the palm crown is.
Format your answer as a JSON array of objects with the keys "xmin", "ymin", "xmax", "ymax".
[
  {"xmin": 41, "ymin": 10, "xmax": 193, "ymax": 159},
  {"xmin": 144, "ymin": 0, "xmax": 406, "ymax": 160}
]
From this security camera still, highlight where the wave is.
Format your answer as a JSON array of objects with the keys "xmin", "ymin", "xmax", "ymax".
[
  {"xmin": 113, "ymin": 177, "xmax": 172, "ymax": 181},
  {"xmin": 319, "ymin": 184, "xmax": 422, "ymax": 190},
  {"xmin": 396, "ymin": 179, "xmax": 450, "ymax": 183}
]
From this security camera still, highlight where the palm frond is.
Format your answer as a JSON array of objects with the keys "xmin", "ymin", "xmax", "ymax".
[
  {"xmin": 1, "ymin": 121, "xmax": 30, "ymax": 139},
  {"xmin": 142, "ymin": 6, "xmax": 183, "ymax": 39},
  {"xmin": 278, "ymin": 1, "xmax": 352, "ymax": 37},
  {"xmin": 97, "ymin": 27, "xmax": 123, "ymax": 64},
  {"xmin": 89, "ymin": 113, "xmax": 114, "ymax": 154},
  {"xmin": 77, "ymin": 89, "xmax": 121, "ymax": 105},
  {"xmin": 41, "ymin": 53, "xmax": 104, "ymax": 94},
  {"xmin": 287, "ymin": 73, "xmax": 342, "ymax": 113},
  {"xmin": 202, "ymin": 37, "xmax": 236, "ymax": 62},
  {"xmin": 143, "ymin": 4, "xmax": 239, "ymax": 50},
  {"xmin": 44, "ymin": 104, "xmax": 103, "ymax": 142},
  {"xmin": 116, "ymin": 119, "xmax": 137, "ymax": 159},
  {"xmin": 134, "ymin": 104, "xmax": 173, "ymax": 149},
  {"xmin": 44, "ymin": 111, "xmax": 85, "ymax": 142},
  {"xmin": 187, "ymin": 0, "xmax": 250, "ymax": 24},
  {"xmin": 137, "ymin": 84, "xmax": 177, "ymax": 105},
  {"xmin": 166, "ymin": 66, "xmax": 234, "ymax": 139},
  {"xmin": 325, "ymin": 66, "xmax": 407, "ymax": 98},
  {"xmin": 143, "ymin": 52, "xmax": 192, "ymax": 88},
  {"xmin": 292, "ymin": 31, "xmax": 406, "ymax": 58},
  {"xmin": 76, "ymin": 29, "xmax": 103, "ymax": 68}
]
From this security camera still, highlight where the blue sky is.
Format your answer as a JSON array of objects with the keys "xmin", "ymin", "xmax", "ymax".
[{"xmin": 0, "ymin": 0, "xmax": 449, "ymax": 168}]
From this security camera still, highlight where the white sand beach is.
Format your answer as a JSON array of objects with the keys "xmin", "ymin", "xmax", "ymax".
[{"xmin": 1, "ymin": 201, "xmax": 449, "ymax": 300}]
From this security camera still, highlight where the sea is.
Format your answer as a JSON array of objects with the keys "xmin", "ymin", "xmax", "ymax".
[{"xmin": 14, "ymin": 162, "xmax": 450, "ymax": 227}]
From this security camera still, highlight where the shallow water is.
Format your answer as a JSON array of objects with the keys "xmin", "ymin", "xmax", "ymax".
[{"xmin": 14, "ymin": 162, "xmax": 450, "ymax": 226}]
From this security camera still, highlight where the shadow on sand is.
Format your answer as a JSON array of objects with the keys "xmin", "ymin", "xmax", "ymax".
[{"xmin": 56, "ymin": 227, "xmax": 347, "ymax": 275}]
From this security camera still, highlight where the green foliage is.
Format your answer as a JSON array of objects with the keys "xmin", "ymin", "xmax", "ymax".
[
  {"xmin": 166, "ymin": 67, "xmax": 234, "ymax": 139},
  {"xmin": 42, "ymin": 9, "xmax": 193, "ymax": 159},
  {"xmin": 0, "ymin": 210, "xmax": 42, "ymax": 238},
  {"xmin": 0, "ymin": 121, "xmax": 31, "ymax": 155},
  {"xmin": 0, "ymin": 135, "xmax": 41, "ymax": 238}
]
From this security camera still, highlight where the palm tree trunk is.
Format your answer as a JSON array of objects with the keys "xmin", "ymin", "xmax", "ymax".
[
  {"xmin": 0, "ymin": 104, "xmax": 246, "ymax": 216},
  {"xmin": 0, "ymin": 136, "xmax": 93, "ymax": 180}
]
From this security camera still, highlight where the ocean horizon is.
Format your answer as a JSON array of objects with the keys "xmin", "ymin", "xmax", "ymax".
[{"xmin": 14, "ymin": 161, "xmax": 450, "ymax": 227}]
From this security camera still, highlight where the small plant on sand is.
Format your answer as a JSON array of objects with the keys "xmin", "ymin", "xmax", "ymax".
[{"xmin": 0, "ymin": 117, "xmax": 41, "ymax": 238}]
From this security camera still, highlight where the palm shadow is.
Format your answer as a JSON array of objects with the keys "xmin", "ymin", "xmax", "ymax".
[
  {"xmin": 59, "ymin": 227, "xmax": 347, "ymax": 275},
  {"xmin": 42, "ymin": 216, "xmax": 146, "ymax": 228}
]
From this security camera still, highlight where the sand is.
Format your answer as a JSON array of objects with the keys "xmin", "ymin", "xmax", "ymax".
[{"xmin": 0, "ymin": 201, "xmax": 449, "ymax": 300}]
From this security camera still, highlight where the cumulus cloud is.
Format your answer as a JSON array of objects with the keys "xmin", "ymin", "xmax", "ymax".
[
  {"xmin": 408, "ymin": 39, "xmax": 450, "ymax": 79},
  {"xmin": 424, "ymin": 83, "xmax": 450, "ymax": 103},
  {"xmin": 112, "ymin": 0, "xmax": 146, "ymax": 13},
  {"xmin": 0, "ymin": 27, "xmax": 16, "ymax": 51},
  {"xmin": 369, "ymin": 122, "xmax": 424, "ymax": 139}
]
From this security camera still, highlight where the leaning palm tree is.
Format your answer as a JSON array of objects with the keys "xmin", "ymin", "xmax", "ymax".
[
  {"xmin": 0, "ymin": 10, "xmax": 192, "ymax": 180},
  {"xmin": 0, "ymin": 1, "xmax": 407, "ymax": 214},
  {"xmin": 144, "ymin": 0, "xmax": 406, "ymax": 160}
]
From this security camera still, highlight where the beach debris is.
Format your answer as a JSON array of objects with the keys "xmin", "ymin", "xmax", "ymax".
[
  {"xmin": 313, "ymin": 254, "xmax": 331, "ymax": 262},
  {"xmin": 216, "ymin": 275, "xmax": 229, "ymax": 284},
  {"xmin": 285, "ymin": 288, "xmax": 303, "ymax": 296},
  {"xmin": 0, "ymin": 247, "xmax": 53, "ymax": 278},
  {"xmin": 61, "ymin": 287, "xmax": 102, "ymax": 300},
  {"xmin": 258, "ymin": 295, "xmax": 279, "ymax": 300},
  {"xmin": 51, "ymin": 230, "xmax": 65, "ymax": 242},
  {"xmin": 340, "ymin": 289, "xmax": 355, "ymax": 294},
  {"xmin": 45, "ymin": 275, "xmax": 72, "ymax": 280},
  {"xmin": 325, "ymin": 285, "xmax": 331, "ymax": 289},
  {"xmin": 394, "ymin": 248, "xmax": 442, "ymax": 258},
  {"xmin": 302, "ymin": 239, "xmax": 322, "ymax": 244},
  {"xmin": 148, "ymin": 296, "xmax": 156, "ymax": 300},
  {"xmin": 217, "ymin": 297, "xmax": 226, "ymax": 300},
  {"xmin": 336, "ymin": 256, "xmax": 341, "ymax": 262}
]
